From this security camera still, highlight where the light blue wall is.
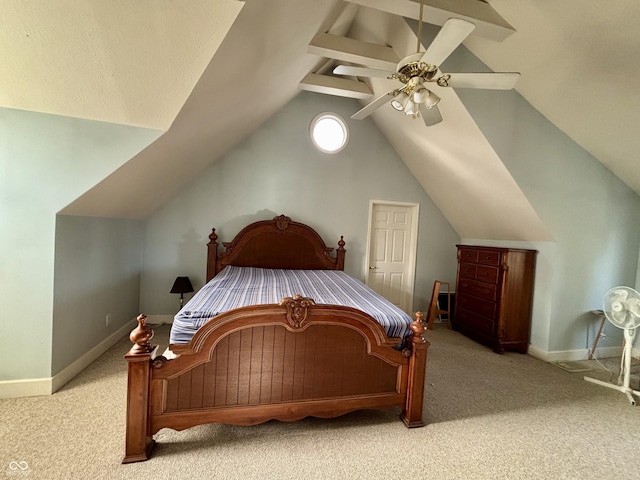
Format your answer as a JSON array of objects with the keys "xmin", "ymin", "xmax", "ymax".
[
  {"xmin": 140, "ymin": 92, "xmax": 461, "ymax": 317},
  {"xmin": 451, "ymin": 50, "xmax": 640, "ymax": 353},
  {"xmin": 0, "ymin": 107, "xmax": 161, "ymax": 381},
  {"xmin": 52, "ymin": 215, "xmax": 144, "ymax": 375}
]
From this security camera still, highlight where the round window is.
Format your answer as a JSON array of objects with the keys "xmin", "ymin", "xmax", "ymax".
[{"xmin": 309, "ymin": 113, "xmax": 349, "ymax": 154}]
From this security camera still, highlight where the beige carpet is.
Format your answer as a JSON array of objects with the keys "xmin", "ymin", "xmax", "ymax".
[{"xmin": 2, "ymin": 325, "xmax": 640, "ymax": 479}]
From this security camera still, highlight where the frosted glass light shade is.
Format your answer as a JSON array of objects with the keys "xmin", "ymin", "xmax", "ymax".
[
  {"xmin": 403, "ymin": 99, "xmax": 418, "ymax": 116},
  {"xmin": 391, "ymin": 91, "xmax": 410, "ymax": 111}
]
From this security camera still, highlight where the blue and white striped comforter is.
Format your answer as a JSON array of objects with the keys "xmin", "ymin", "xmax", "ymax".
[{"xmin": 170, "ymin": 266, "xmax": 413, "ymax": 344}]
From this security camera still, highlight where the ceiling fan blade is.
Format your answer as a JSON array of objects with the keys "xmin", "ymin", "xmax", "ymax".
[
  {"xmin": 441, "ymin": 72, "xmax": 521, "ymax": 90},
  {"xmin": 333, "ymin": 65, "xmax": 395, "ymax": 78},
  {"xmin": 351, "ymin": 90, "xmax": 399, "ymax": 120},
  {"xmin": 420, "ymin": 18, "xmax": 476, "ymax": 67},
  {"xmin": 420, "ymin": 104, "xmax": 443, "ymax": 126}
]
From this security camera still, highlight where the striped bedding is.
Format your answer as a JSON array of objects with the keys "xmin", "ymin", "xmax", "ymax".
[{"xmin": 170, "ymin": 266, "xmax": 413, "ymax": 344}]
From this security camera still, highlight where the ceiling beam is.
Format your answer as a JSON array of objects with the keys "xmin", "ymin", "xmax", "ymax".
[
  {"xmin": 345, "ymin": 0, "xmax": 515, "ymax": 41},
  {"xmin": 307, "ymin": 33, "xmax": 399, "ymax": 70},
  {"xmin": 298, "ymin": 73, "xmax": 373, "ymax": 99}
]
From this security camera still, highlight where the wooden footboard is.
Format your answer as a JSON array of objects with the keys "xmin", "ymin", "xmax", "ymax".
[{"xmin": 123, "ymin": 297, "xmax": 428, "ymax": 463}]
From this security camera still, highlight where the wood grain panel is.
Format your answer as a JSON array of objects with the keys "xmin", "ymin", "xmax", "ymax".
[
  {"xmin": 163, "ymin": 324, "xmax": 400, "ymax": 413},
  {"xmin": 189, "ymin": 364, "xmax": 205, "ymax": 409},
  {"xmin": 259, "ymin": 326, "xmax": 275, "ymax": 404},
  {"xmin": 211, "ymin": 337, "xmax": 227, "ymax": 407},
  {"xmin": 281, "ymin": 330, "xmax": 296, "ymax": 402},
  {"xmin": 271, "ymin": 326, "xmax": 285, "ymax": 403},
  {"xmin": 226, "ymin": 332, "xmax": 241, "ymax": 405},
  {"xmin": 249, "ymin": 327, "xmax": 264, "ymax": 405}
]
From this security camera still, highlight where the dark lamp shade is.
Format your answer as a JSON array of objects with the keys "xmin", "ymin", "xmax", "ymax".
[{"xmin": 170, "ymin": 276, "xmax": 194, "ymax": 294}]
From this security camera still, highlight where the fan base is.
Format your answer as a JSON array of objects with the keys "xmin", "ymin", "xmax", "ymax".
[{"xmin": 584, "ymin": 376, "xmax": 640, "ymax": 405}]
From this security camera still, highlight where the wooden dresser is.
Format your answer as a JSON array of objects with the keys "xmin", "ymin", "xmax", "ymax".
[{"xmin": 453, "ymin": 245, "xmax": 537, "ymax": 353}]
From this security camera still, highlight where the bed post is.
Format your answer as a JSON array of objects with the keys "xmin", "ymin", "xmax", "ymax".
[
  {"xmin": 206, "ymin": 228, "xmax": 219, "ymax": 281},
  {"xmin": 122, "ymin": 315, "xmax": 156, "ymax": 464},
  {"xmin": 401, "ymin": 311, "xmax": 429, "ymax": 428},
  {"xmin": 336, "ymin": 236, "xmax": 346, "ymax": 270}
]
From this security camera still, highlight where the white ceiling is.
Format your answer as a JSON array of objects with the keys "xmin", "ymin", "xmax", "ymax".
[
  {"xmin": 4, "ymin": 0, "xmax": 639, "ymax": 239},
  {"xmin": 0, "ymin": 0, "xmax": 244, "ymax": 130}
]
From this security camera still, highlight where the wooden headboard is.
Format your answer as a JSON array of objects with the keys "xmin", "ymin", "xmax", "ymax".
[{"xmin": 206, "ymin": 215, "xmax": 346, "ymax": 281}]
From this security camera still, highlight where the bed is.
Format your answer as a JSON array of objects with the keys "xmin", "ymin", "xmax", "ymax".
[{"xmin": 123, "ymin": 215, "xmax": 429, "ymax": 463}]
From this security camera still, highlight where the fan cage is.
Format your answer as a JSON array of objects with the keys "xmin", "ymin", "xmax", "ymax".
[{"xmin": 603, "ymin": 286, "xmax": 640, "ymax": 330}]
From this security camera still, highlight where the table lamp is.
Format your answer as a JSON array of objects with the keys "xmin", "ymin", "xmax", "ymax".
[{"xmin": 170, "ymin": 276, "xmax": 194, "ymax": 309}]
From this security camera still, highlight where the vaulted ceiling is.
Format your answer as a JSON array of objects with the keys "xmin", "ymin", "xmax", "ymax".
[{"xmin": 4, "ymin": 0, "xmax": 639, "ymax": 240}]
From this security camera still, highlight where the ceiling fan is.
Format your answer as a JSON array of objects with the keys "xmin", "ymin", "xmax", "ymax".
[{"xmin": 333, "ymin": 0, "xmax": 520, "ymax": 126}]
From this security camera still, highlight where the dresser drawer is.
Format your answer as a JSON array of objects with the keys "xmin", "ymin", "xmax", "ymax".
[
  {"xmin": 457, "ymin": 293, "xmax": 497, "ymax": 320},
  {"xmin": 457, "ymin": 278, "xmax": 498, "ymax": 302},
  {"xmin": 459, "ymin": 262, "xmax": 477, "ymax": 280},
  {"xmin": 477, "ymin": 250, "xmax": 501, "ymax": 266},
  {"xmin": 459, "ymin": 249, "xmax": 479, "ymax": 263},
  {"xmin": 455, "ymin": 308, "xmax": 494, "ymax": 335},
  {"xmin": 476, "ymin": 265, "xmax": 499, "ymax": 284}
]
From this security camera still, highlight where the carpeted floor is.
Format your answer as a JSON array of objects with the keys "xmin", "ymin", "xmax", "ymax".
[{"xmin": 1, "ymin": 325, "xmax": 640, "ymax": 479}]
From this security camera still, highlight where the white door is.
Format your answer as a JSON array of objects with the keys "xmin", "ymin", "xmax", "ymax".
[{"xmin": 365, "ymin": 201, "xmax": 419, "ymax": 313}]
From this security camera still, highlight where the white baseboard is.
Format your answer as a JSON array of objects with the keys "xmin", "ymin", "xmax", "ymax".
[
  {"xmin": 527, "ymin": 344, "xmax": 552, "ymax": 362},
  {"xmin": 0, "ymin": 377, "xmax": 52, "ymax": 399},
  {"xmin": 0, "ymin": 318, "xmax": 136, "ymax": 399},
  {"xmin": 528, "ymin": 344, "xmax": 626, "ymax": 363},
  {"xmin": 547, "ymin": 348, "xmax": 591, "ymax": 362},
  {"xmin": 51, "ymin": 318, "xmax": 137, "ymax": 393}
]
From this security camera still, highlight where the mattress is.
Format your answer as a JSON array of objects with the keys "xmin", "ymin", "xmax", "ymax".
[{"xmin": 170, "ymin": 266, "xmax": 413, "ymax": 344}]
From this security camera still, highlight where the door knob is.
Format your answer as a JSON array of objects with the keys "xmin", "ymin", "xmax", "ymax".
[{"xmin": 369, "ymin": 266, "xmax": 377, "ymax": 269}]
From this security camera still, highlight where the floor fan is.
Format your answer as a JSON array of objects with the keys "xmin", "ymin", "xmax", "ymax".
[{"xmin": 584, "ymin": 286, "xmax": 640, "ymax": 405}]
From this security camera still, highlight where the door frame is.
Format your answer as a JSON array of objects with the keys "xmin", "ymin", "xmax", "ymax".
[{"xmin": 364, "ymin": 200, "xmax": 420, "ymax": 313}]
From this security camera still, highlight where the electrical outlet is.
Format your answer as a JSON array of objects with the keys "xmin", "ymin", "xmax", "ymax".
[{"xmin": 106, "ymin": 314, "xmax": 111, "ymax": 327}]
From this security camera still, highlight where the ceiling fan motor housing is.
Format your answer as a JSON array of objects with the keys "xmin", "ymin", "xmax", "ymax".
[{"xmin": 396, "ymin": 52, "xmax": 438, "ymax": 84}]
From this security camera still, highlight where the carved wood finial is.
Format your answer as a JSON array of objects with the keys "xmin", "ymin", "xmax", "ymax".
[
  {"xmin": 273, "ymin": 214, "xmax": 291, "ymax": 231},
  {"xmin": 280, "ymin": 294, "xmax": 316, "ymax": 328},
  {"xmin": 129, "ymin": 314, "xmax": 154, "ymax": 354},
  {"xmin": 208, "ymin": 228, "xmax": 218, "ymax": 247},
  {"xmin": 410, "ymin": 311, "xmax": 427, "ymax": 343},
  {"xmin": 337, "ymin": 236, "xmax": 345, "ymax": 251}
]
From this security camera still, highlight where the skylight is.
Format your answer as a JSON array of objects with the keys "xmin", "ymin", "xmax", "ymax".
[{"xmin": 309, "ymin": 113, "xmax": 349, "ymax": 154}]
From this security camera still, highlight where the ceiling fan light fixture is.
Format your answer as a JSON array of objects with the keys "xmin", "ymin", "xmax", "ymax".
[
  {"xmin": 410, "ymin": 85, "xmax": 440, "ymax": 110},
  {"xmin": 403, "ymin": 98, "xmax": 419, "ymax": 116},
  {"xmin": 411, "ymin": 86, "xmax": 428, "ymax": 104},
  {"xmin": 391, "ymin": 91, "xmax": 409, "ymax": 111},
  {"xmin": 423, "ymin": 90, "xmax": 441, "ymax": 110}
]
